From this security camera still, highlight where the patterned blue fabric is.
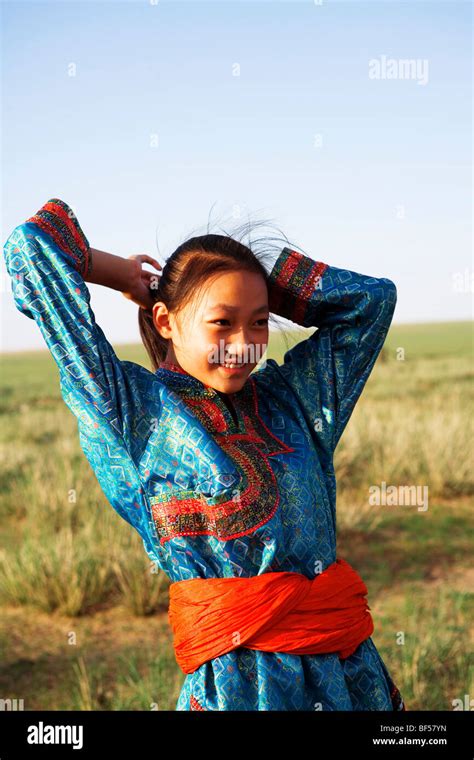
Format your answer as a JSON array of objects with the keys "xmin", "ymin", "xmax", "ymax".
[{"xmin": 3, "ymin": 198, "xmax": 405, "ymax": 711}]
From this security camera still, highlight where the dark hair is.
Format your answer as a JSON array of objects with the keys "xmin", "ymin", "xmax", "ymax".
[{"xmin": 138, "ymin": 214, "xmax": 304, "ymax": 372}]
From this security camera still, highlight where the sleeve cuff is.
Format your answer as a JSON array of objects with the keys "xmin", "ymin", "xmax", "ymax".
[
  {"xmin": 26, "ymin": 197, "xmax": 92, "ymax": 277},
  {"xmin": 267, "ymin": 246, "xmax": 328, "ymax": 326}
]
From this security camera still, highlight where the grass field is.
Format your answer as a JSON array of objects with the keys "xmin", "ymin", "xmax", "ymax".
[{"xmin": 0, "ymin": 320, "xmax": 472, "ymax": 711}]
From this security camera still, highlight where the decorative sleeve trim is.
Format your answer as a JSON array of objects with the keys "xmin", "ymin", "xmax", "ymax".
[
  {"xmin": 26, "ymin": 197, "xmax": 92, "ymax": 278},
  {"xmin": 189, "ymin": 694, "xmax": 207, "ymax": 711},
  {"xmin": 267, "ymin": 247, "xmax": 328, "ymax": 326}
]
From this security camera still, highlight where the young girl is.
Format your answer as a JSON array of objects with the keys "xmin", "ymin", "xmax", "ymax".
[{"xmin": 3, "ymin": 197, "xmax": 405, "ymax": 712}]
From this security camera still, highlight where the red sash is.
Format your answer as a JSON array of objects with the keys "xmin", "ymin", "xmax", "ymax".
[{"xmin": 168, "ymin": 558, "xmax": 374, "ymax": 674}]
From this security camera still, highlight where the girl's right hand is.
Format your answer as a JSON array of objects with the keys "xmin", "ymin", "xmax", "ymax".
[{"xmin": 122, "ymin": 254, "xmax": 162, "ymax": 310}]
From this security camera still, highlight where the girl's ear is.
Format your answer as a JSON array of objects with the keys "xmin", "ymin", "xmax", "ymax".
[{"xmin": 152, "ymin": 302, "xmax": 173, "ymax": 339}]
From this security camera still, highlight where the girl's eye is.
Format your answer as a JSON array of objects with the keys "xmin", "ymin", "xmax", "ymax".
[{"xmin": 212, "ymin": 319, "xmax": 268, "ymax": 326}]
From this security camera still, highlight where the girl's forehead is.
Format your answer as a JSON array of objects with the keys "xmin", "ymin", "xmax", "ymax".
[
  {"xmin": 202, "ymin": 275, "xmax": 268, "ymax": 309},
  {"xmin": 180, "ymin": 271, "xmax": 268, "ymax": 320}
]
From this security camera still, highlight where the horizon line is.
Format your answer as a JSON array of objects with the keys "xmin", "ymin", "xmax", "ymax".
[{"xmin": 0, "ymin": 318, "xmax": 472, "ymax": 357}]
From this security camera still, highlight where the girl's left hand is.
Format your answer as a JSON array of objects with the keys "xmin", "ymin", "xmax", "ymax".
[{"xmin": 122, "ymin": 254, "xmax": 162, "ymax": 310}]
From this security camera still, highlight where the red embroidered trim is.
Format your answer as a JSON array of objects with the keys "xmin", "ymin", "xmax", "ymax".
[
  {"xmin": 157, "ymin": 361, "xmax": 215, "ymax": 390},
  {"xmin": 269, "ymin": 248, "xmax": 328, "ymax": 326},
  {"xmin": 151, "ymin": 434, "xmax": 282, "ymax": 544},
  {"xmin": 190, "ymin": 694, "xmax": 206, "ymax": 711},
  {"xmin": 247, "ymin": 378, "xmax": 295, "ymax": 456},
  {"xmin": 158, "ymin": 360, "xmax": 189, "ymax": 375},
  {"xmin": 293, "ymin": 259, "xmax": 328, "ymax": 324},
  {"xmin": 268, "ymin": 249, "xmax": 300, "ymax": 315},
  {"xmin": 27, "ymin": 216, "xmax": 83, "ymax": 271},
  {"xmin": 26, "ymin": 199, "xmax": 90, "ymax": 276},
  {"xmin": 149, "ymin": 375, "xmax": 294, "ymax": 544},
  {"xmin": 390, "ymin": 683, "xmax": 406, "ymax": 711},
  {"xmin": 185, "ymin": 397, "xmax": 228, "ymax": 433},
  {"xmin": 44, "ymin": 200, "xmax": 89, "ymax": 256},
  {"xmin": 151, "ymin": 355, "xmax": 296, "ymax": 544}
]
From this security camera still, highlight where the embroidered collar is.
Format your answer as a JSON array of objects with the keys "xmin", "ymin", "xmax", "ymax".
[
  {"xmin": 157, "ymin": 360, "xmax": 229, "ymax": 393},
  {"xmin": 154, "ymin": 359, "xmax": 292, "ymax": 455},
  {"xmin": 157, "ymin": 360, "xmax": 239, "ymax": 398},
  {"xmin": 150, "ymin": 359, "xmax": 295, "ymax": 544},
  {"xmin": 157, "ymin": 360, "xmax": 191, "ymax": 377}
]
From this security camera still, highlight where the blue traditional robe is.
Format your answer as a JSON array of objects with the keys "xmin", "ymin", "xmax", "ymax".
[{"xmin": 3, "ymin": 198, "xmax": 405, "ymax": 711}]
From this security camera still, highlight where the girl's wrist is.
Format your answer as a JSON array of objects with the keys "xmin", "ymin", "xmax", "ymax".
[{"xmin": 85, "ymin": 248, "xmax": 137, "ymax": 292}]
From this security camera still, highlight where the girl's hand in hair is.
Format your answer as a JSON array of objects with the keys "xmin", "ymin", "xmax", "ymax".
[{"xmin": 122, "ymin": 254, "xmax": 162, "ymax": 310}]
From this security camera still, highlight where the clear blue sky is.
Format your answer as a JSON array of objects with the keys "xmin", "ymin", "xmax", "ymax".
[{"xmin": 1, "ymin": 0, "xmax": 472, "ymax": 352}]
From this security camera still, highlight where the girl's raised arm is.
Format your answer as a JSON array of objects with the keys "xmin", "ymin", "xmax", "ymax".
[
  {"xmin": 2, "ymin": 198, "xmax": 161, "ymax": 538},
  {"xmin": 260, "ymin": 247, "xmax": 397, "ymax": 454}
]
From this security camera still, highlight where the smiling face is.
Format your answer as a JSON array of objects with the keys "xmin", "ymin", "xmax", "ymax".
[{"xmin": 152, "ymin": 269, "xmax": 269, "ymax": 393}]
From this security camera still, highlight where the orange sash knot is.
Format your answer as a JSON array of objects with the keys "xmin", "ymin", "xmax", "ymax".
[{"xmin": 168, "ymin": 557, "xmax": 375, "ymax": 674}]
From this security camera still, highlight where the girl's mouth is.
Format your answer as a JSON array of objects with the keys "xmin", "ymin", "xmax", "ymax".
[{"xmin": 219, "ymin": 360, "xmax": 247, "ymax": 374}]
